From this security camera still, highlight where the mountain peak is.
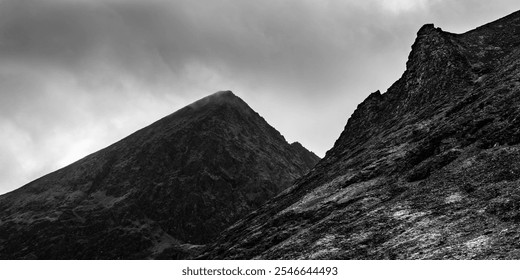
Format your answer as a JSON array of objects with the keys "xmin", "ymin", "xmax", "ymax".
[
  {"xmin": 417, "ymin": 23, "xmax": 436, "ymax": 34},
  {"xmin": 0, "ymin": 88, "xmax": 320, "ymax": 259},
  {"xmin": 184, "ymin": 90, "xmax": 250, "ymax": 113},
  {"xmin": 204, "ymin": 90, "xmax": 238, "ymax": 103},
  {"xmin": 202, "ymin": 10, "xmax": 520, "ymax": 260},
  {"xmin": 213, "ymin": 90, "xmax": 235, "ymax": 97},
  {"xmin": 201, "ymin": 90, "xmax": 237, "ymax": 102}
]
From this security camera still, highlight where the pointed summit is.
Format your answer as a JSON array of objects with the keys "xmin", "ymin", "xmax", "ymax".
[
  {"xmin": 201, "ymin": 10, "xmax": 520, "ymax": 260},
  {"xmin": 416, "ymin": 23, "xmax": 436, "ymax": 35},
  {"xmin": 0, "ymin": 90, "xmax": 319, "ymax": 259},
  {"xmin": 189, "ymin": 90, "xmax": 240, "ymax": 107},
  {"xmin": 171, "ymin": 91, "xmax": 256, "ymax": 122},
  {"xmin": 212, "ymin": 90, "xmax": 236, "ymax": 98}
]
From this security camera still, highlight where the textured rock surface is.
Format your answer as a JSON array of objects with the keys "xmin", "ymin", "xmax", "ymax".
[
  {"xmin": 200, "ymin": 11, "xmax": 520, "ymax": 259},
  {"xmin": 0, "ymin": 90, "xmax": 319, "ymax": 259}
]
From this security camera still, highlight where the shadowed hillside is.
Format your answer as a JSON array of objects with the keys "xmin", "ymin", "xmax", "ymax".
[{"xmin": 0, "ymin": 90, "xmax": 319, "ymax": 259}]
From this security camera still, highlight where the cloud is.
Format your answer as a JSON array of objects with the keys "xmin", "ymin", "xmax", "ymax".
[
  {"xmin": 378, "ymin": 0, "xmax": 433, "ymax": 14},
  {"xmin": 0, "ymin": 0, "xmax": 519, "ymax": 194}
]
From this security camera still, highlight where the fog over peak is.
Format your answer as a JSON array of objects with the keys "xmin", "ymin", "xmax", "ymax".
[{"xmin": 1, "ymin": 0, "xmax": 519, "ymax": 194}]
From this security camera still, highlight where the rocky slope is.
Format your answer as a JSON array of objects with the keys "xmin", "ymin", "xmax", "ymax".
[
  {"xmin": 200, "ymin": 11, "xmax": 520, "ymax": 259},
  {"xmin": 0, "ymin": 90, "xmax": 319, "ymax": 259}
]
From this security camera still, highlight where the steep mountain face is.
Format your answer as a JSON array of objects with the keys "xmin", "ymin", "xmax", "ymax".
[
  {"xmin": 0, "ymin": 90, "xmax": 319, "ymax": 259},
  {"xmin": 201, "ymin": 11, "xmax": 520, "ymax": 259}
]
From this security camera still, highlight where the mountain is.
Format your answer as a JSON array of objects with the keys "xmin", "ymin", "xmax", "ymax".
[
  {"xmin": 0, "ymin": 90, "xmax": 319, "ymax": 259},
  {"xmin": 200, "ymin": 11, "xmax": 520, "ymax": 259}
]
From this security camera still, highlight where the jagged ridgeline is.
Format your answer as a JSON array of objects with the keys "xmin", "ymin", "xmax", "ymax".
[
  {"xmin": 0, "ymin": 91, "xmax": 319, "ymax": 259},
  {"xmin": 201, "ymin": 11, "xmax": 520, "ymax": 259}
]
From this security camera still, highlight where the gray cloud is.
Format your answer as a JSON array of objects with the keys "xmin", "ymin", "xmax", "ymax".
[{"xmin": 1, "ymin": 0, "xmax": 519, "ymax": 194}]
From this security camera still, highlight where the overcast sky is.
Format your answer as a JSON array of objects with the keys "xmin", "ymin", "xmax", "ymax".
[{"xmin": 1, "ymin": 0, "xmax": 519, "ymax": 194}]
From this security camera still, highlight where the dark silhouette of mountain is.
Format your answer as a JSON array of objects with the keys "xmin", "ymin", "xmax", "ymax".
[
  {"xmin": 0, "ymin": 90, "xmax": 319, "ymax": 259},
  {"xmin": 201, "ymin": 11, "xmax": 520, "ymax": 259}
]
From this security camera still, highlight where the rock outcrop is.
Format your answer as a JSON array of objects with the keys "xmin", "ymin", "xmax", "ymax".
[
  {"xmin": 0, "ymin": 90, "xmax": 319, "ymax": 259},
  {"xmin": 201, "ymin": 11, "xmax": 520, "ymax": 259}
]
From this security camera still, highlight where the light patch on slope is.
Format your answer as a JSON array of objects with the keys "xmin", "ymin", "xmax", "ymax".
[
  {"xmin": 90, "ymin": 191, "xmax": 129, "ymax": 208},
  {"xmin": 460, "ymin": 157, "xmax": 476, "ymax": 169},
  {"xmin": 280, "ymin": 175, "xmax": 381, "ymax": 214},
  {"xmin": 150, "ymin": 231, "xmax": 180, "ymax": 256},
  {"xmin": 391, "ymin": 204, "xmax": 429, "ymax": 221},
  {"xmin": 307, "ymin": 234, "xmax": 340, "ymax": 259},
  {"xmin": 445, "ymin": 193, "xmax": 463, "ymax": 204},
  {"xmin": 465, "ymin": 235, "xmax": 490, "ymax": 251},
  {"xmin": 385, "ymin": 211, "xmax": 444, "ymax": 259}
]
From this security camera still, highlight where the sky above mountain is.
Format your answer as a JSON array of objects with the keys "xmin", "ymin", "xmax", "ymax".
[{"xmin": 1, "ymin": 0, "xmax": 519, "ymax": 194}]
